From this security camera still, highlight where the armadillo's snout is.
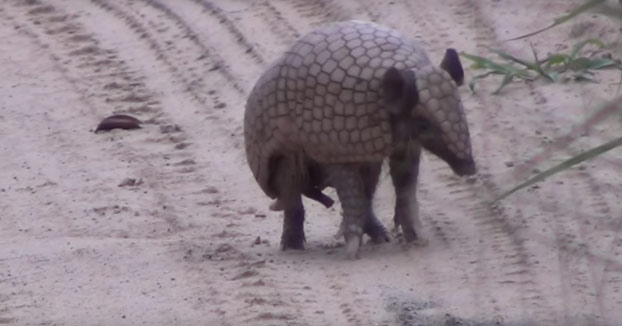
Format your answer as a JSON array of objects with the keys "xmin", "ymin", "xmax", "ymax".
[
  {"xmin": 450, "ymin": 158, "xmax": 476, "ymax": 176},
  {"xmin": 418, "ymin": 131, "xmax": 476, "ymax": 177}
]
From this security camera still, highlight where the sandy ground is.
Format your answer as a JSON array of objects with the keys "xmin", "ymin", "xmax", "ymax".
[{"xmin": 1, "ymin": 0, "xmax": 621, "ymax": 325}]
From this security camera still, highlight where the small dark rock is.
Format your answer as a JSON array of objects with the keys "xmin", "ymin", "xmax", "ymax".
[
  {"xmin": 232, "ymin": 269, "xmax": 258, "ymax": 281},
  {"xmin": 159, "ymin": 124, "xmax": 182, "ymax": 133},
  {"xmin": 118, "ymin": 178, "xmax": 142, "ymax": 187}
]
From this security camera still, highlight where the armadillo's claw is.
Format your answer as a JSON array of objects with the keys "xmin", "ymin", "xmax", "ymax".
[
  {"xmin": 364, "ymin": 213, "xmax": 390, "ymax": 244},
  {"xmin": 281, "ymin": 237, "xmax": 306, "ymax": 250},
  {"xmin": 345, "ymin": 235, "xmax": 362, "ymax": 260},
  {"xmin": 341, "ymin": 222, "xmax": 364, "ymax": 260},
  {"xmin": 281, "ymin": 226, "xmax": 306, "ymax": 250},
  {"xmin": 334, "ymin": 220, "xmax": 345, "ymax": 240}
]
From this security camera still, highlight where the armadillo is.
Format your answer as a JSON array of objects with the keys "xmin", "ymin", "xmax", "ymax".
[{"xmin": 244, "ymin": 20, "xmax": 476, "ymax": 259}]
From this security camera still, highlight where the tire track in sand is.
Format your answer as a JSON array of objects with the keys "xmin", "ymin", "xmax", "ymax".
[
  {"xmin": 187, "ymin": 0, "xmax": 266, "ymax": 65},
  {"xmin": 470, "ymin": 1, "xmax": 622, "ymax": 324},
  {"xmin": 46, "ymin": 1, "xmax": 343, "ymax": 324},
  {"xmin": 19, "ymin": 1, "xmax": 316, "ymax": 325},
  {"xmin": 369, "ymin": 0, "xmax": 558, "ymax": 323},
  {"xmin": 3, "ymin": 0, "xmax": 199, "ymax": 238},
  {"xmin": 0, "ymin": 1, "xmax": 226, "ymax": 323},
  {"xmin": 90, "ymin": 0, "xmax": 245, "ymax": 96},
  {"xmin": 255, "ymin": 0, "xmax": 301, "ymax": 41},
  {"xmin": 134, "ymin": 0, "xmax": 264, "ymax": 92},
  {"xmin": 7, "ymin": 0, "xmax": 620, "ymax": 324},
  {"xmin": 228, "ymin": 1, "xmax": 547, "ymax": 323}
]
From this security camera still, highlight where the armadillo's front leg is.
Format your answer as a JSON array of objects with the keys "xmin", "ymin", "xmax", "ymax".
[
  {"xmin": 332, "ymin": 165, "xmax": 369, "ymax": 259},
  {"xmin": 389, "ymin": 145, "xmax": 427, "ymax": 245}
]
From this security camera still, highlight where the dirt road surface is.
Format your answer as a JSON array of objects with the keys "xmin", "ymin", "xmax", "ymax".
[{"xmin": 1, "ymin": 0, "xmax": 621, "ymax": 325}]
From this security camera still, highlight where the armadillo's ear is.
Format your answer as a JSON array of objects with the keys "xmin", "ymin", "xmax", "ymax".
[
  {"xmin": 382, "ymin": 67, "xmax": 418, "ymax": 116},
  {"xmin": 440, "ymin": 48, "xmax": 464, "ymax": 86}
]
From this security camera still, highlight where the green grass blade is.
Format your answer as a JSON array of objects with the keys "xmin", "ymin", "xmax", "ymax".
[
  {"xmin": 594, "ymin": 3, "xmax": 622, "ymax": 19},
  {"xmin": 495, "ymin": 136, "xmax": 622, "ymax": 202},
  {"xmin": 569, "ymin": 57, "xmax": 594, "ymax": 71},
  {"xmin": 460, "ymin": 52, "xmax": 518, "ymax": 74},
  {"xmin": 582, "ymin": 58, "xmax": 621, "ymax": 70},
  {"xmin": 470, "ymin": 48, "xmax": 534, "ymax": 79},
  {"xmin": 485, "ymin": 46, "xmax": 537, "ymax": 70},
  {"xmin": 569, "ymin": 38, "xmax": 607, "ymax": 60},
  {"xmin": 550, "ymin": 0, "xmax": 606, "ymax": 26},
  {"xmin": 492, "ymin": 74, "xmax": 515, "ymax": 94},
  {"xmin": 543, "ymin": 53, "xmax": 570, "ymax": 72},
  {"xmin": 544, "ymin": 54, "xmax": 570, "ymax": 66},
  {"xmin": 548, "ymin": 71, "xmax": 561, "ymax": 82},
  {"xmin": 569, "ymin": 57, "xmax": 620, "ymax": 71},
  {"xmin": 507, "ymin": 0, "xmax": 606, "ymax": 40},
  {"xmin": 573, "ymin": 71, "xmax": 598, "ymax": 82},
  {"xmin": 530, "ymin": 43, "xmax": 556, "ymax": 81},
  {"xmin": 468, "ymin": 71, "xmax": 501, "ymax": 92}
]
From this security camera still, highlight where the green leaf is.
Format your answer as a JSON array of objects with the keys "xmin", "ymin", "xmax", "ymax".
[
  {"xmin": 593, "ymin": 3, "xmax": 622, "ymax": 19},
  {"xmin": 485, "ymin": 46, "xmax": 537, "ymax": 70},
  {"xmin": 573, "ymin": 71, "xmax": 598, "ymax": 82},
  {"xmin": 530, "ymin": 43, "xmax": 556, "ymax": 81},
  {"xmin": 507, "ymin": 0, "xmax": 606, "ymax": 40},
  {"xmin": 569, "ymin": 57, "xmax": 596, "ymax": 71},
  {"xmin": 568, "ymin": 57, "xmax": 621, "ymax": 72},
  {"xmin": 545, "ymin": 54, "xmax": 569, "ymax": 65},
  {"xmin": 460, "ymin": 38, "xmax": 622, "ymax": 94},
  {"xmin": 495, "ymin": 136, "xmax": 622, "ymax": 202},
  {"xmin": 569, "ymin": 38, "xmax": 607, "ymax": 60},
  {"xmin": 460, "ymin": 52, "xmax": 517, "ymax": 74},
  {"xmin": 461, "ymin": 51, "xmax": 535, "ymax": 94},
  {"xmin": 492, "ymin": 74, "xmax": 515, "ymax": 94},
  {"xmin": 468, "ymin": 71, "xmax": 498, "ymax": 92},
  {"xmin": 548, "ymin": 71, "xmax": 561, "ymax": 82},
  {"xmin": 543, "ymin": 54, "xmax": 570, "ymax": 71},
  {"xmin": 583, "ymin": 58, "xmax": 622, "ymax": 70}
]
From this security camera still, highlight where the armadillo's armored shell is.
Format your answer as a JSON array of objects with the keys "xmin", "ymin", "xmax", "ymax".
[{"xmin": 244, "ymin": 21, "xmax": 463, "ymax": 197}]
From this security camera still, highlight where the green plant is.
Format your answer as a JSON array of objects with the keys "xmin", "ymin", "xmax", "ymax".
[
  {"xmin": 460, "ymin": 40, "xmax": 622, "ymax": 94},
  {"xmin": 508, "ymin": 0, "xmax": 606, "ymax": 40},
  {"xmin": 483, "ymin": 0, "xmax": 622, "ymax": 201}
]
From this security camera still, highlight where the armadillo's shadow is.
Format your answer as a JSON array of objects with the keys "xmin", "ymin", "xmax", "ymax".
[{"xmin": 275, "ymin": 233, "xmax": 428, "ymax": 262}]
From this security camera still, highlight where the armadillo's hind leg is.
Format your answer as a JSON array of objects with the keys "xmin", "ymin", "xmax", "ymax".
[
  {"xmin": 334, "ymin": 163, "xmax": 388, "ymax": 244},
  {"xmin": 332, "ymin": 164, "xmax": 369, "ymax": 259},
  {"xmin": 361, "ymin": 163, "xmax": 390, "ymax": 243},
  {"xmin": 270, "ymin": 155, "xmax": 306, "ymax": 250},
  {"xmin": 281, "ymin": 195, "xmax": 305, "ymax": 250},
  {"xmin": 389, "ymin": 145, "xmax": 427, "ymax": 245}
]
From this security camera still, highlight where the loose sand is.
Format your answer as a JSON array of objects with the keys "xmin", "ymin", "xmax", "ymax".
[{"xmin": 1, "ymin": 0, "xmax": 621, "ymax": 325}]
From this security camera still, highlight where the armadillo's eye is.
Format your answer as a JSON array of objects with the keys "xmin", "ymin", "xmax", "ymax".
[
  {"xmin": 414, "ymin": 118, "xmax": 435, "ymax": 141},
  {"xmin": 414, "ymin": 118, "xmax": 434, "ymax": 137}
]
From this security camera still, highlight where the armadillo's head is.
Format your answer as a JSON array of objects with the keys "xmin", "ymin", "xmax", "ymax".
[{"xmin": 383, "ymin": 49, "xmax": 476, "ymax": 176}]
